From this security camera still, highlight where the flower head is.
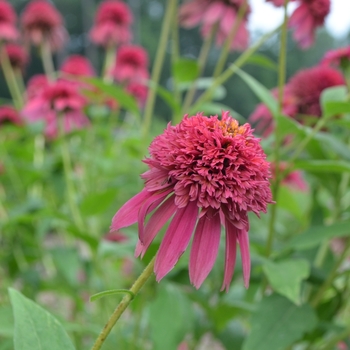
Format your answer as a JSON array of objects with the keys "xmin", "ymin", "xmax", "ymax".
[
  {"xmin": 289, "ymin": 0, "xmax": 331, "ymax": 49},
  {"xmin": 4, "ymin": 43, "xmax": 29, "ymax": 72},
  {"xmin": 26, "ymin": 74, "xmax": 49, "ymax": 100},
  {"xmin": 288, "ymin": 66, "xmax": 345, "ymax": 117},
  {"xmin": 21, "ymin": 0, "xmax": 68, "ymax": 51},
  {"xmin": 111, "ymin": 112, "xmax": 273, "ymax": 291},
  {"xmin": 90, "ymin": 0, "xmax": 133, "ymax": 47},
  {"xmin": 179, "ymin": 0, "xmax": 250, "ymax": 51},
  {"xmin": 126, "ymin": 80, "xmax": 148, "ymax": 108},
  {"xmin": 321, "ymin": 46, "xmax": 350, "ymax": 70},
  {"xmin": 271, "ymin": 162, "xmax": 308, "ymax": 191},
  {"xmin": 22, "ymin": 80, "xmax": 89, "ymax": 138},
  {"xmin": 60, "ymin": 54, "xmax": 95, "ymax": 77},
  {"xmin": 0, "ymin": 105, "xmax": 22, "ymax": 126},
  {"xmin": 0, "ymin": 0, "xmax": 19, "ymax": 41},
  {"xmin": 112, "ymin": 45, "xmax": 149, "ymax": 82}
]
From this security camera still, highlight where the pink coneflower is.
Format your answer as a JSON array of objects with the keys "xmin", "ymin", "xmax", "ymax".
[
  {"xmin": 126, "ymin": 80, "xmax": 148, "ymax": 108},
  {"xmin": 0, "ymin": 105, "xmax": 22, "ymax": 126},
  {"xmin": 288, "ymin": 66, "xmax": 345, "ymax": 117},
  {"xmin": 271, "ymin": 162, "xmax": 308, "ymax": 191},
  {"xmin": 289, "ymin": 0, "xmax": 331, "ymax": 49},
  {"xmin": 60, "ymin": 54, "xmax": 95, "ymax": 77},
  {"xmin": 4, "ymin": 43, "xmax": 29, "ymax": 72},
  {"xmin": 179, "ymin": 0, "xmax": 250, "ymax": 51},
  {"xmin": 0, "ymin": 0, "xmax": 19, "ymax": 42},
  {"xmin": 112, "ymin": 45, "xmax": 149, "ymax": 82},
  {"xmin": 21, "ymin": 80, "xmax": 89, "ymax": 138},
  {"xmin": 21, "ymin": 0, "xmax": 67, "ymax": 51},
  {"xmin": 321, "ymin": 46, "xmax": 350, "ymax": 69},
  {"xmin": 111, "ymin": 112, "xmax": 273, "ymax": 291},
  {"xmin": 90, "ymin": 0, "xmax": 133, "ymax": 47},
  {"xmin": 26, "ymin": 74, "xmax": 49, "ymax": 100},
  {"xmin": 104, "ymin": 231, "xmax": 128, "ymax": 242}
]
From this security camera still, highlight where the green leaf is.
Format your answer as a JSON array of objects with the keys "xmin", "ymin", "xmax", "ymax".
[
  {"xmin": 287, "ymin": 221, "xmax": 350, "ymax": 250},
  {"xmin": 314, "ymin": 133, "xmax": 350, "ymax": 161},
  {"xmin": 321, "ymin": 85, "xmax": 348, "ymax": 118},
  {"xmin": 90, "ymin": 289, "xmax": 134, "ymax": 302},
  {"xmin": 243, "ymin": 294, "xmax": 317, "ymax": 350},
  {"xmin": 236, "ymin": 68, "xmax": 278, "ymax": 117},
  {"xmin": 263, "ymin": 259, "xmax": 310, "ymax": 305},
  {"xmin": 83, "ymin": 77, "xmax": 140, "ymax": 117},
  {"xmin": 172, "ymin": 58, "xmax": 200, "ymax": 83},
  {"xmin": 246, "ymin": 54, "xmax": 277, "ymax": 71},
  {"xmin": 80, "ymin": 189, "xmax": 116, "ymax": 216},
  {"xmin": 8, "ymin": 288, "xmax": 75, "ymax": 350},
  {"xmin": 293, "ymin": 160, "xmax": 350, "ymax": 173},
  {"xmin": 199, "ymin": 102, "xmax": 245, "ymax": 123},
  {"xmin": 149, "ymin": 284, "xmax": 194, "ymax": 350},
  {"xmin": 184, "ymin": 77, "xmax": 227, "ymax": 102}
]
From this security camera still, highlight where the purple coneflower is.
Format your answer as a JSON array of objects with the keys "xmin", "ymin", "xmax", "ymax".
[{"xmin": 111, "ymin": 112, "xmax": 273, "ymax": 291}]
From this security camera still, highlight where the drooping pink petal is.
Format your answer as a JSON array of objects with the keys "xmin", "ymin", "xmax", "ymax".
[
  {"xmin": 237, "ymin": 229, "xmax": 250, "ymax": 288},
  {"xmin": 221, "ymin": 219, "xmax": 237, "ymax": 292},
  {"xmin": 154, "ymin": 200, "xmax": 198, "ymax": 281},
  {"xmin": 138, "ymin": 188, "xmax": 172, "ymax": 243},
  {"xmin": 189, "ymin": 211, "xmax": 221, "ymax": 289},
  {"xmin": 137, "ymin": 195, "xmax": 177, "ymax": 258},
  {"xmin": 110, "ymin": 189, "xmax": 152, "ymax": 231}
]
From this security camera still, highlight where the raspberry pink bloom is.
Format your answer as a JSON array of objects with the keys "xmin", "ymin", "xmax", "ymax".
[
  {"xmin": 111, "ymin": 112, "xmax": 273, "ymax": 291},
  {"xmin": 289, "ymin": 0, "xmax": 330, "ymax": 49},
  {"xmin": 0, "ymin": 105, "xmax": 22, "ymax": 126},
  {"xmin": 21, "ymin": 80, "xmax": 89, "ymax": 138},
  {"xmin": 112, "ymin": 45, "xmax": 149, "ymax": 82},
  {"xmin": 4, "ymin": 43, "xmax": 29, "ymax": 72},
  {"xmin": 26, "ymin": 74, "xmax": 49, "ymax": 100},
  {"xmin": 0, "ymin": 0, "xmax": 19, "ymax": 42},
  {"xmin": 179, "ymin": 0, "xmax": 250, "ymax": 51},
  {"xmin": 90, "ymin": 0, "xmax": 133, "ymax": 47},
  {"xmin": 60, "ymin": 54, "xmax": 95, "ymax": 77},
  {"xmin": 320, "ymin": 46, "xmax": 350, "ymax": 69},
  {"xmin": 271, "ymin": 162, "xmax": 308, "ymax": 191},
  {"xmin": 21, "ymin": 0, "xmax": 68, "ymax": 51},
  {"xmin": 126, "ymin": 80, "xmax": 149, "ymax": 108},
  {"xmin": 288, "ymin": 66, "xmax": 345, "ymax": 117}
]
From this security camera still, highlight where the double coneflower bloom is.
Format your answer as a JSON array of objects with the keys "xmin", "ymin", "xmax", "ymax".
[{"xmin": 111, "ymin": 112, "xmax": 273, "ymax": 291}]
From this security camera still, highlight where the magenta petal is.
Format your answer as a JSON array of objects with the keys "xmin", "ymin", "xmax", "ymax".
[
  {"xmin": 154, "ymin": 201, "xmax": 198, "ymax": 281},
  {"xmin": 110, "ymin": 189, "xmax": 152, "ymax": 231},
  {"xmin": 189, "ymin": 212, "xmax": 221, "ymax": 289},
  {"xmin": 138, "ymin": 188, "xmax": 172, "ymax": 243},
  {"xmin": 221, "ymin": 219, "xmax": 237, "ymax": 292},
  {"xmin": 137, "ymin": 195, "xmax": 177, "ymax": 258},
  {"xmin": 237, "ymin": 229, "xmax": 251, "ymax": 288}
]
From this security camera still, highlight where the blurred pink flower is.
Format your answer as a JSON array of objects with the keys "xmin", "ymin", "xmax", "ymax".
[
  {"xmin": 21, "ymin": 0, "xmax": 68, "ymax": 51},
  {"xmin": 289, "ymin": 0, "xmax": 330, "ymax": 49},
  {"xmin": 22, "ymin": 80, "xmax": 89, "ymax": 138},
  {"xmin": 126, "ymin": 80, "xmax": 149, "ymax": 108},
  {"xmin": 320, "ymin": 46, "xmax": 350, "ymax": 68},
  {"xmin": 179, "ymin": 0, "xmax": 250, "ymax": 51},
  {"xmin": 0, "ymin": 105, "xmax": 22, "ymax": 126},
  {"xmin": 104, "ymin": 231, "xmax": 128, "ymax": 242},
  {"xmin": 60, "ymin": 54, "xmax": 95, "ymax": 77},
  {"xmin": 4, "ymin": 43, "xmax": 29, "ymax": 72},
  {"xmin": 0, "ymin": 0, "xmax": 19, "ymax": 41},
  {"xmin": 111, "ymin": 112, "xmax": 273, "ymax": 291},
  {"xmin": 271, "ymin": 162, "xmax": 308, "ymax": 191},
  {"xmin": 26, "ymin": 74, "xmax": 49, "ymax": 100},
  {"xmin": 90, "ymin": 0, "xmax": 133, "ymax": 47},
  {"xmin": 288, "ymin": 66, "xmax": 345, "ymax": 117},
  {"xmin": 112, "ymin": 45, "xmax": 149, "ymax": 82}
]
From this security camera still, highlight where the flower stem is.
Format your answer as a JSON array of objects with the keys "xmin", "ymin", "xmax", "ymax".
[
  {"xmin": 58, "ymin": 117, "xmax": 84, "ymax": 231},
  {"xmin": 40, "ymin": 38, "xmax": 55, "ymax": 81},
  {"xmin": 142, "ymin": 0, "xmax": 177, "ymax": 137},
  {"xmin": 212, "ymin": 0, "xmax": 248, "ymax": 78},
  {"xmin": 103, "ymin": 45, "xmax": 116, "ymax": 82},
  {"xmin": 190, "ymin": 25, "xmax": 281, "ymax": 113},
  {"xmin": 0, "ymin": 45, "xmax": 24, "ymax": 109},
  {"xmin": 180, "ymin": 23, "xmax": 217, "ymax": 118},
  {"xmin": 265, "ymin": 0, "xmax": 289, "ymax": 257},
  {"xmin": 91, "ymin": 257, "xmax": 156, "ymax": 350}
]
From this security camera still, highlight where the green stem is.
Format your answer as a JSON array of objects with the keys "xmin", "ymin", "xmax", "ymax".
[
  {"xmin": 311, "ymin": 238, "xmax": 350, "ymax": 307},
  {"xmin": 142, "ymin": 0, "xmax": 177, "ymax": 137},
  {"xmin": 103, "ymin": 45, "xmax": 117, "ymax": 82},
  {"xmin": 0, "ymin": 46, "xmax": 24, "ymax": 109},
  {"xmin": 265, "ymin": 0, "xmax": 289, "ymax": 257},
  {"xmin": 190, "ymin": 25, "xmax": 281, "ymax": 113},
  {"xmin": 58, "ymin": 117, "xmax": 84, "ymax": 231},
  {"xmin": 40, "ymin": 38, "xmax": 55, "ymax": 80},
  {"xmin": 91, "ymin": 257, "xmax": 156, "ymax": 350},
  {"xmin": 30, "ymin": 134, "xmax": 45, "ymax": 198},
  {"xmin": 180, "ymin": 23, "xmax": 217, "ymax": 118},
  {"xmin": 212, "ymin": 0, "xmax": 248, "ymax": 78}
]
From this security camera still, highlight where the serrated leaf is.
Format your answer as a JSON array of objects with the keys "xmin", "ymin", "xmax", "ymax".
[
  {"xmin": 263, "ymin": 259, "xmax": 310, "ymax": 304},
  {"xmin": 9, "ymin": 288, "xmax": 75, "ymax": 350},
  {"xmin": 243, "ymin": 294, "xmax": 317, "ymax": 350}
]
